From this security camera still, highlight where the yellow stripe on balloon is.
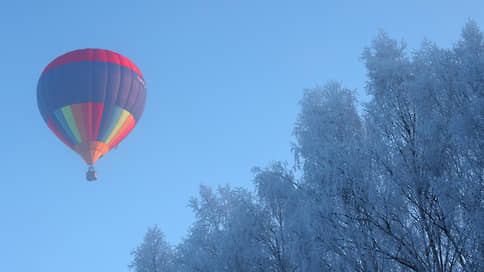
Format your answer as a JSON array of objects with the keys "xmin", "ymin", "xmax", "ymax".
[
  {"xmin": 105, "ymin": 109, "xmax": 131, "ymax": 145},
  {"xmin": 61, "ymin": 106, "xmax": 82, "ymax": 144}
]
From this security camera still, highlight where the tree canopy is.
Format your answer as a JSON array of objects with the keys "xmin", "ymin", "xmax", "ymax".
[{"xmin": 130, "ymin": 20, "xmax": 483, "ymax": 272}]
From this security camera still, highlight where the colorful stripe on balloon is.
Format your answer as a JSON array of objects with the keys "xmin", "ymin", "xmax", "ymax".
[{"xmin": 47, "ymin": 103, "xmax": 136, "ymax": 149}]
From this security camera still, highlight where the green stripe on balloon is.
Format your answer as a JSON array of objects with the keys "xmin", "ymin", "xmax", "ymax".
[{"xmin": 61, "ymin": 105, "xmax": 82, "ymax": 144}]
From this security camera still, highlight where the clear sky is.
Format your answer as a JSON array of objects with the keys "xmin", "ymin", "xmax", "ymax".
[{"xmin": 0, "ymin": 1, "xmax": 482, "ymax": 271}]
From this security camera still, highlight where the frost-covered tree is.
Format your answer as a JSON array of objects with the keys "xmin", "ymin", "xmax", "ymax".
[
  {"xmin": 176, "ymin": 185, "xmax": 270, "ymax": 272},
  {"xmin": 130, "ymin": 225, "xmax": 174, "ymax": 272},
  {"xmin": 292, "ymin": 82, "xmax": 386, "ymax": 271},
  {"xmin": 293, "ymin": 82, "xmax": 362, "ymax": 191},
  {"xmin": 253, "ymin": 162, "xmax": 298, "ymax": 272},
  {"xmin": 359, "ymin": 20, "xmax": 484, "ymax": 271},
  {"xmin": 131, "ymin": 20, "xmax": 483, "ymax": 272}
]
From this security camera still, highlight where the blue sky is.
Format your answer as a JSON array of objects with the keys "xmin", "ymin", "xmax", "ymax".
[{"xmin": 0, "ymin": 1, "xmax": 483, "ymax": 271}]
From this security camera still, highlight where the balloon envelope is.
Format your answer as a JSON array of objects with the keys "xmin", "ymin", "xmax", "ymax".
[{"xmin": 37, "ymin": 49, "xmax": 146, "ymax": 165}]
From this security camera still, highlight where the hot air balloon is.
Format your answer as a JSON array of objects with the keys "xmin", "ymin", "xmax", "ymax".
[{"xmin": 37, "ymin": 49, "xmax": 146, "ymax": 181}]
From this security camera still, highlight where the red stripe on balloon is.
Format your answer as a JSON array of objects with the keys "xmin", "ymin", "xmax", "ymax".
[
  {"xmin": 47, "ymin": 118, "xmax": 74, "ymax": 149},
  {"xmin": 71, "ymin": 104, "xmax": 87, "ymax": 141},
  {"xmin": 81, "ymin": 103, "xmax": 92, "ymax": 140},
  {"xmin": 41, "ymin": 48, "xmax": 143, "ymax": 78},
  {"xmin": 89, "ymin": 102, "xmax": 104, "ymax": 141}
]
